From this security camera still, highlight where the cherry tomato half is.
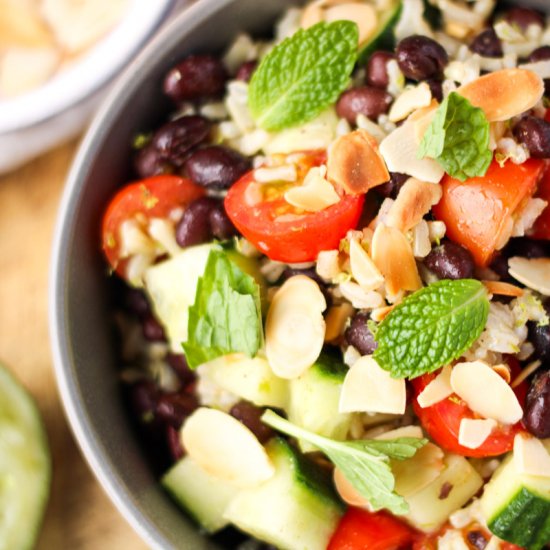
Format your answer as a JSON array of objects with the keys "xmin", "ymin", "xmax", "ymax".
[
  {"xmin": 411, "ymin": 359, "xmax": 528, "ymax": 458},
  {"xmin": 102, "ymin": 175, "xmax": 205, "ymax": 276},
  {"xmin": 433, "ymin": 158, "xmax": 545, "ymax": 267},
  {"xmin": 224, "ymin": 151, "xmax": 364, "ymax": 263}
]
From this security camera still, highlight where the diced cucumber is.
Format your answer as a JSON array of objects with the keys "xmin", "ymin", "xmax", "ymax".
[
  {"xmin": 404, "ymin": 453, "xmax": 483, "ymax": 532},
  {"xmin": 144, "ymin": 244, "xmax": 265, "ymax": 352},
  {"xmin": 161, "ymin": 455, "xmax": 239, "ymax": 533},
  {"xmin": 481, "ymin": 455, "xmax": 550, "ymax": 550},
  {"xmin": 224, "ymin": 438, "xmax": 344, "ymax": 550},
  {"xmin": 358, "ymin": 0, "xmax": 402, "ymax": 64},
  {"xmin": 0, "ymin": 363, "xmax": 51, "ymax": 550},
  {"xmin": 198, "ymin": 354, "xmax": 288, "ymax": 409},
  {"xmin": 287, "ymin": 352, "xmax": 351, "ymax": 452}
]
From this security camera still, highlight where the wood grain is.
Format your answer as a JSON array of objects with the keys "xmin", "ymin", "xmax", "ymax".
[{"xmin": 0, "ymin": 142, "xmax": 148, "ymax": 550}]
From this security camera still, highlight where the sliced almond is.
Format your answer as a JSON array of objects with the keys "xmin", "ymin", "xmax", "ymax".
[
  {"xmin": 412, "ymin": 220, "xmax": 431, "ymax": 259},
  {"xmin": 410, "ymin": 99, "xmax": 439, "ymax": 144},
  {"xmin": 338, "ymin": 281, "xmax": 384, "ymax": 309},
  {"xmin": 458, "ymin": 418, "xmax": 497, "ymax": 449},
  {"xmin": 491, "ymin": 363, "xmax": 511, "ymax": 384},
  {"xmin": 284, "ymin": 166, "xmax": 340, "ymax": 212},
  {"xmin": 417, "ymin": 365, "xmax": 453, "ymax": 408},
  {"xmin": 339, "ymin": 355, "xmax": 406, "ymax": 414},
  {"xmin": 379, "ymin": 121, "xmax": 445, "ymax": 184},
  {"xmin": 265, "ymin": 275, "xmax": 326, "ymax": 379},
  {"xmin": 508, "ymin": 257, "xmax": 550, "ymax": 296},
  {"xmin": 513, "ymin": 433, "xmax": 550, "ymax": 477},
  {"xmin": 482, "ymin": 280, "xmax": 524, "ymax": 298},
  {"xmin": 389, "ymin": 83, "xmax": 432, "ymax": 122},
  {"xmin": 370, "ymin": 304, "xmax": 395, "ymax": 322},
  {"xmin": 450, "ymin": 361, "xmax": 523, "ymax": 424},
  {"xmin": 349, "ymin": 238, "xmax": 384, "ymax": 292},
  {"xmin": 376, "ymin": 425, "xmax": 424, "ymax": 440},
  {"xmin": 325, "ymin": 303, "xmax": 354, "ymax": 342},
  {"xmin": 333, "ymin": 467, "xmax": 371, "ymax": 508},
  {"xmin": 327, "ymin": 129, "xmax": 390, "ymax": 195},
  {"xmin": 371, "ymin": 223, "xmax": 422, "ymax": 296},
  {"xmin": 181, "ymin": 407, "xmax": 275, "ymax": 487},
  {"xmin": 386, "ymin": 177, "xmax": 442, "ymax": 233},
  {"xmin": 457, "ymin": 69, "xmax": 544, "ymax": 122}
]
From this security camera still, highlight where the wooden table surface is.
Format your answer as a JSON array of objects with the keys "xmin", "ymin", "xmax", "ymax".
[{"xmin": 0, "ymin": 142, "xmax": 149, "ymax": 549}]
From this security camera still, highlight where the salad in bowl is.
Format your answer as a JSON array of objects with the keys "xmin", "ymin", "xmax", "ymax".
[{"xmin": 99, "ymin": 0, "xmax": 550, "ymax": 548}]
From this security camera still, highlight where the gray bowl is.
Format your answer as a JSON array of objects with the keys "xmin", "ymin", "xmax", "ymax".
[{"xmin": 49, "ymin": 0, "xmax": 548, "ymax": 548}]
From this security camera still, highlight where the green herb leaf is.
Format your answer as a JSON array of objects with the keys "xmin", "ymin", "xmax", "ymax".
[
  {"xmin": 183, "ymin": 249, "xmax": 263, "ymax": 368},
  {"xmin": 262, "ymin": 410, "xmax": 427, "ymax": 515},
  {"xmin": 373, "ymin": 279, "xmax": 489, "ymax": 379},
  {"xmin": 248, "ymin": 21, "xmax": 358, "ymax": 131},
  {"xmin": 418, "ymin": 92, "xmax": 492, "ymax": 182}
]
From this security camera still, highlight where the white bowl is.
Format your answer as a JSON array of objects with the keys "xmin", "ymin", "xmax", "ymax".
[{"xmin": 0, "ymin": 0, "xmax": 177, "ymax": 174}]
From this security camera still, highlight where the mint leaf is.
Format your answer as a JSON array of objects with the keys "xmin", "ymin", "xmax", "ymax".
[
  {"xmin": 183, "ymin": 250, "xmax": 263, "ymax": 368},
  {"xmin": 248, "ymin": 21, "xmax": 358, "ymax": 131},
  {"xmin": 373, "ymin": 279, "xmax": 489, "ymax": 379},
  {"xmin": 262, "ymin": 410, "xmax": 427, "ymax": 515},
  {"xmin": 418, "ymin": 92, "xmax": 492, "ymax": 182}
]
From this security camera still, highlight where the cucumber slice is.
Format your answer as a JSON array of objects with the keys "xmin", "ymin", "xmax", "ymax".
[
  {"xmin": 358, "ymin": 0, "xmax": 403, "ymax": 65},
  {"xmin": 161, "ymin": 455, "xmax": 239, "ymax": 533},
  {"xmin": 224, "ymin": 438, "xmax": 344, "ymax": 550},
  {"xmin": 481, "ymin": 455, "xmax": 550, "ymax": 550},
  {"xmin": 0, "ymin": 363, "xmax": 50, "ymax": 550}
]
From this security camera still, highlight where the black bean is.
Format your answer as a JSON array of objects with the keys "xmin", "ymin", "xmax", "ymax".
[
  {"xmin": 426, "ymin": 78, "xmax": 443, "ymax": 102},
  {"xmin": 503, "ymin": 237, "xmax": 550, "ymax": 260},
  {"xmin": 523, "ymin": 370, "xmax": 550, "ymax": 438},
  {"xmin": 513, "ymin": 116, "xmax": 550, "ymax": 158},
  {"xmin": 528, "ymin": 300, "xmax": 550, "ymax": 364},
  {"xmin": 344, "ymin": 312, "xmax": 377, "ymax": 355},
  {"xmin": 366, "ymin": 51, "xmax": 395, "ymax": 89},
  {"xmin": 236, "ymin": 60, "xmax": 257, "ymax": 82},
  {"xmin": 336, "ymin": 86, "xmax": 393, "ymax": 124},
  {"xmin": 163, "ymin": 54, "xmax": 228, "ymax": 103},
  {"xmin": 166, "ymin": 425, "xmax": 185, "ymax": 462},
  {"xmin": 529, "ymin": 46, "xmax": 550, "ymax": 96},
  {"xmin": 230, "ymin": 401, "xmax": 274, "ymax": 444},
  {"xmin": 166, "ymin": 353, "xmax": 196, "ymax": 386},
  {"xmin": 156, "ymin": 392, "xmax": 199, "ymax": 429},
  {"xmin": 504, "ymin": 7, "xmax": 545, "ymax": 31},
  {"xmin": 209, "ymin": 203, "xmax": 239, "ymax": 241},
  {"xmin": 376, "ymin": 172, "xmax": 408, "ymax": 199},
  {"xmin": 128, "ymin": 381, "xmax": 159, "ymax": 423},
  {"xmin": 396, "ymin": 35, "xmax": 448, "ymax": 81},
  {"xmin": 184, "ymin": 145, "xmax": 251, "ymax": 190},
  {"xmin": 123, "ymin": 288, "xmax": 151, "ymax": 318},
  {"xmin": 175, "ymin": 197, "xmax": 217, "ymax": 247},
  {"xmin": 467, "ymin": 530, "xmax": 488, "ymax": 550},
  {"xmin": 141, "ymin": 313, "xmax": 166, "ymax": 342},
  {"xmin": 134, "ymin": 116, "xmax": 212, "ymax": 178},
  {"xmin": 424, "ymin": 240, "xmax": 475, "ymax": 280},
  {"xmin": 469, "ymin": 28, "xmax": 503, "ymax": 58}
]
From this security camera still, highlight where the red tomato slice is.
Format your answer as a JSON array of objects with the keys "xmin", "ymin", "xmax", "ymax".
[
  {"xmin": 102, "ymin": 175, "xmax": 205, "ymax": 276},
  {"xmin": 530, "ymin": 164, "xmax": 550, "ymax": 240},
  {"xmin": 224, "ymin": 151, "xmax": 364, "ymax": 263},
  {"xmin": 328, "ymin": 508, "xmax": 417, "ymax": 550},
  {"xmin": 411, "ymin": 359, "xmax": 528, "ymax": 458},
  {"xmin": 432, "ymin": 158, "xmax": 545, "ymax": 267}
]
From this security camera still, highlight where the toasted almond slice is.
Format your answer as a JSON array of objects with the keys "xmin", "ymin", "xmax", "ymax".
[
  {"xmin": 389, "ymin": 83, "xmax": 432, "ymax": 122},
  {"xmin": 265, "ymin": 275, "xmax": 326, "ymax": 379},
  {"xmin": 417, "ymin": 365, "xmax": 453, "ymax": 408},
  {"xmin": 508, "ymin": 257, "xmax": 550, "ymax": 296},
  {"xmin": 339, "ymin": 355, "xmax": 407, "ymax": 414},
  {"xmin": 324, "ymin": 3, "xmax": 378, "ymax": 45},
  {"xmin": 492, "ymin": 363, "xmax": 511, "ymax": 384},
  {"xmin": 181, "ymin": 407, "xmax": 275, "ymax": 487},
  {"xmin": 370, "ymin": 305, "xmax": 395, "ymax": 322},
  {"xmin": 349, "ymin": 239, "xmax": 384, "ymax": 292},
  {"xmin": 513, "ymin": 433, "xmax": 550, "ymax": 477},
  {"xmin": 379, "ymin": 121, "xmax": 445, "ymax": 184},
  {"xmin": 371, "ymin": 223, "xmax": 422, "ymax": 296},
  {"xmin": 325, "ymin": 303, "xmax": 354, "ymax": 342},
  {"xmin": 482, "ymin": 280, "xmax": 524, "ymax": 298},
  {"xmin": 300, "ymin": 0, "xmax": 349, "ymax": 27},
  {"xmin": 338, "ymin": 281, "xmax": 384, "ymax": 309},
  {"xmin": 450, "ymin": 361, "xmax": 523, "ymax": 424},
  {"xmin": 284, "ymin": 167, "xmax": 340, "ymax": 212},
  {"xmin": 327, "ymin": 129, "xmax": 390, "ymax": 195},
  {"xmin": 376, "ymin": 425, "xmax": 424, "ymax": 440},
  {"xmin": 392, "ymin": 442, "xmax": 445, "ymax": 497},
  {"xmin": 458, "ymin": 418, "xmax": 497, "ymax": 449},
  {"xmin": 333, "ymin": 467, "xmax": 371, "ymax": 508},
  {"xmin": 457, "ymin": 69, "xmax": 544, "ymax": 122},
  {"xmin": 386, "ymin": 177, "xmax": 442, "ymax": 233}
]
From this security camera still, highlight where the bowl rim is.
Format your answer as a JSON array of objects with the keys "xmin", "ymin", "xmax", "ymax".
[
  {"xmin": 49, "ymin": 1, "xmax": 243, "ymax": 547},
  {"xmin": 0, "ymin": 0, "xmax": 174, "ymax": 134}
]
